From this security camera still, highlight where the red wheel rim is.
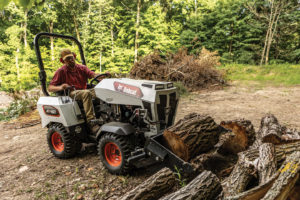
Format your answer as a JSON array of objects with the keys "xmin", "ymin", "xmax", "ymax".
[
  {"xmin": 51, "ymin": 132, "xmax": 64, "ymax": 152},
  {"xmin": 104, "ymin": 142, "xmax": 122, "ymax": 167}
]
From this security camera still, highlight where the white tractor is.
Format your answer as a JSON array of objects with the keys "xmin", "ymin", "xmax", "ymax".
[{"xmin": 34, "ymin": 33, "xmax": 193, "ymax": 175}]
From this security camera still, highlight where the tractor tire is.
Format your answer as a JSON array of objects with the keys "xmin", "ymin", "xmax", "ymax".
[
  {"xmin": 47, "ymin": 123, "xmax": 81, "ymax": 159},
  {"xmin": 98, "ymin": 133, "xmax": 132, "ymax": 175}
]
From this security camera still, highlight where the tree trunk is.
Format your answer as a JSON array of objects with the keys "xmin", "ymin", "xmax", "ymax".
[
  {"xmin": 265, "ymin": 2, "xmax": 281, "ymax": 65},
  {"xmin": 134, "ymin": 0, "xmax": 141, "ymax": 63},
  {"xmin": 73, "ymin": 15, "xmax": 81, "ymax": 42},
  {"xmin": 120, "ymin": 167, "xmax": 176, "ymax": 200},
  {"xmin": 163, "ymin": 113, "xmax": 223, "ymax": 161},
  {"xmin": 160, "ymin": 170, "xmax": 222, "ymax": 200},
  {"xmin": 257, "ymin": 143, "xmax": 276, "ymax": 184},
  {"xmin": 261, "ymin": 151, "xmax": 300, "ymax": 200},
  {"xmin": 111, "ymin": 24, "xmax": 114, "ymax": 57},
  {"xmin": 49, "ymin": 21, "xmax": 54, "ymax": 67},
  {"xmin": 16, "ymin": 48, "xmax": 20, "ymax": 80},
  {"xmin": 23, "ymin": 9, "xmax": 28, "ymax": 48},
  {"xmin": 217, "ymin": 119, "xmax": 256, "ymax": 154}
]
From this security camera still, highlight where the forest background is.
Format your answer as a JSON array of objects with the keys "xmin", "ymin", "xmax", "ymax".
[{"xmin": 0, "ymin": 0, "xmax": 299, "ymax": 92}]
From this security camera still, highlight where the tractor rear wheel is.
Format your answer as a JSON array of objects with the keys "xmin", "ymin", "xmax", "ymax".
[
  {"xmin": 98, "ymin": 133, "xmax": 132, "ymax": 174},
  {"xmin": 47, "ymin": 123, "xmax": 81, "ymax": 158}
]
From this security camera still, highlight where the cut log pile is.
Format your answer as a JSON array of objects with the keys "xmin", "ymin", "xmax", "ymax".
[
  {"xmin": 129, "ymin": 48, "xmax": 225, "ymax": 90},
  {"xmin": 120, "ymin": 113, "xmax": 300, "ymax": 200}
]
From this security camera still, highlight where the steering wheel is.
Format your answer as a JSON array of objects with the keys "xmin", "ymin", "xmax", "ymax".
[{"xmin": 89, "ymin": 72, "xmax": 112, "ymax": 87}]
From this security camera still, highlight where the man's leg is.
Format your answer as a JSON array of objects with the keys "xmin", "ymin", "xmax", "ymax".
[{"xmin": 70, "ymin": 90, "xmax": 94, "ymax": 123}]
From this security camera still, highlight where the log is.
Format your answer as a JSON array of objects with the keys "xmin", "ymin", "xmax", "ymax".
[
  {"xmin": 258, "ymin": 114, "xmax": 283, "ymax": 144},
  {"xmin": 288, "ymin": 182, "xmax": 300, "ymax": 200},
  {"xmin": 120, "ymin": 167, "xmax": 176, "ymax": 200},
  {"xmin": 224, "ymin": 172, "xmax": 280, "ymax": 200},
  {"xmin": 257, "ymin": 143, "xmax": 277, "ymax": 184},
  {"xmin": 261, "ymin": 151, "xmax": 300, "ymax": 200},
  {"xmin": 243, "ymin": 140, "xmax": 300, "ymax": 163},
  {"xmin": 222, "ymin": 151, "xmax": 257, "ymax": 197},
  {"xmin": 190, "ymin": 150, "xmax": 237, "ymax": 179},
  {"xmin": 159, "ymin": 170, "xmax": 222, "ymax": 200},
  {"xmin": 163, "ymin": 113, "xmax": 223, "ymax": 161},
  {"xmin": 217, "ymin": 119, "xmax": 256, "ymax": 154}
]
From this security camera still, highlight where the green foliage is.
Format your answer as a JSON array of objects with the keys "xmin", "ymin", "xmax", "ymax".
[
  {"xmin": 174, "ymin": 165, "xmax": 187, "ymax": 187},
  {"xmin": 0, "ymin": 95, "xmax": 37, "ymax": 121},
  {"xmin": 220, "ymin": 64, "xmax": 300, "ymax": 86},
  {"xmin": 0, "ymin": 0, "xmax": 299, "ymax": 93},
  {"xmin": 174, "ymin": 82, "xmax": 189, "ymax": 96}
]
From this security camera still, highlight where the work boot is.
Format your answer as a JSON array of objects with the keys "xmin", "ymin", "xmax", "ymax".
[{"xmin": 88, "ymin": 120, "xmax": 101, "ymax": 135}]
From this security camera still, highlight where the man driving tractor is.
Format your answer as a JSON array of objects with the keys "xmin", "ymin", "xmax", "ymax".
[{"xmin": 48, "ymin": 48, "xmax": 105, "ymax": 134}]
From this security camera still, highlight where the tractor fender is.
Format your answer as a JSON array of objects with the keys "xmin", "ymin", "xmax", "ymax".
[{"xmin": 96, "ymin": 122, "xmax": 135, "ymax": 140}]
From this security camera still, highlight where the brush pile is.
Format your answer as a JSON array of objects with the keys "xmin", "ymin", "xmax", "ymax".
[{"xmin": 130, "ymin": 48, "xmax": 225, "ymax": 90}]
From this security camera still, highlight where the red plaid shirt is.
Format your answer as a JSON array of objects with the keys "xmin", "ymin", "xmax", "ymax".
[{"xmin": 50, "ymin": 64, "xmax": 95, "ymax": 90}]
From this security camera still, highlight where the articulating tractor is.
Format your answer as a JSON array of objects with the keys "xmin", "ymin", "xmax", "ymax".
[{"xmin": 34, "ymin": 33, "xmax": 193, "ymax": 175}]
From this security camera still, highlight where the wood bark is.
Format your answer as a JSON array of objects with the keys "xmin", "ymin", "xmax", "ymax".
[
  {"xmin": 222, "ymin": 151, "xmax": 257, "ymax": 197},
  {"xmin": 191, "ymin": 150, "xmax": 237, "ymax": 179},
  {"xmin": 160, "ymin": 170, "xmax": 221, "ymax": 200},
  {"xmin": 261, "ymin": 151, "xmax": 300, "ymax": 200},
  {"xmin": 257, "ymin": 143, "xmax": 277, "ymax": 184},
  {"xmin": 224, "ymin": 172, "xmax": 280, "ymax": 200},
  {"xmin": 73, "ymin": 15, "xmax": 80, "ymax": 42},
  {"xmin": 258, "ymin": 114, "xmax": 283, "ymax": 144},
  {"xmin": 23, "ymin": 9, "xmax": 28, "ymax": 48},
  {"xmin": 120, "ymin": 167, "xmax": 176, "ymax": 200},
  {"xmin": 163, "ymin": 113, "xmax": 224, "ymax": 161},
  {"xmin": 134, "ymin": 0, "xmax": 141, "ymax": 63},
  {"xmin": 217, "ymin": 119, "xmax": 256, "ymax": 154}
]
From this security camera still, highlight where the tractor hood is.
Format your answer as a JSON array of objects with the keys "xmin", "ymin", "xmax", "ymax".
[{"xmin": 94, "ymin": 78, "xmax": 176, "ymax": 106}]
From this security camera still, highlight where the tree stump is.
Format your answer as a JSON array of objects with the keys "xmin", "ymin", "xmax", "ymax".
[
  {"xmin": 159, "ymin": 170, "xmax": 221, "ymax": 200},
  {"xmin": 120, "ymin": 167, "xmax": 176, "ymax": 200},
  {"xmin": 163, "ymin": 113, "xmax": 223, "ymax": 161}
]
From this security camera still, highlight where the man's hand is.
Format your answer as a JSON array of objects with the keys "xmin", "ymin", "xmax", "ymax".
[
  {"xmin": 48, "ymin": 83, "xmax": 71, "ymax": 93},
  {"xmin": 60, "ymin": 83, "xmax": 70, "ymax": 90}
]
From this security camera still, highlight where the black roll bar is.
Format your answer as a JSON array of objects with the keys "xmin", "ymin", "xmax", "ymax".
[{"xmin": 33, "ymin": 32, "xmax": 86, "ymax": 96}]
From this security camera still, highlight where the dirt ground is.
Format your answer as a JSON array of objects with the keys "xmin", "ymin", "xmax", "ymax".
[{"xmin": 1, "ymin": 82, "xmax": 300, "ymax": 200}]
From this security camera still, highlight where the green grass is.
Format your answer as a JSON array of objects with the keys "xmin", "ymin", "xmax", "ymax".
[{"xmin": 219, "ymin": 64, "xmax": 300, "ymax": 86}]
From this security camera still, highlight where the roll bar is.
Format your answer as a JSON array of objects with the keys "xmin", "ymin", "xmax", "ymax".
[{"xmin": 33, "ymin": 32, "xmax": 86, "ymax": 96}]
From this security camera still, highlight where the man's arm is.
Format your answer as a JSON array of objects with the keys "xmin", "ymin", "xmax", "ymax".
[{"xmin": 48, "ymin": 83, "xmax": 70, "ymax": 92}]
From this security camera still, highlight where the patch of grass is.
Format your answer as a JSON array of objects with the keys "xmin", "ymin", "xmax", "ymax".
[
  {"xmin": 219, "ymin": 64, "xmax": 300, "ymax": 86},
  {"xmin": 174, "ymin": 82, "xmax": 189, "ymax": 96}
]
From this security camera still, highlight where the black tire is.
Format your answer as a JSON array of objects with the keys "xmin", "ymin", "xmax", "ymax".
[
  {"xmin": 47, "ymin": 123, "xmax": 81, "ymax": 159},
  {"xmin": 98, "ymin": 133, "xmax": 132, "ymax": 174}
]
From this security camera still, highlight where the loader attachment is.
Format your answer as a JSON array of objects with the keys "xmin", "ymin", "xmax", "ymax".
[{"xmin": 145, "ymin": 134, "xmax": 195, "ymax": 175}]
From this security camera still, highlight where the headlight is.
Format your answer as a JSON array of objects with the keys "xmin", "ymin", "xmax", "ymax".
[
  {"xmin": 167, "ymin": 83, "xmax": 173, "ymax": 88},
  {"xmin": 155, "ymin": 84, "xmax": 164, "ymax": 90},
  {"xmin": 43, "ymin": 105, "xmax": 60, "ymax": 117}
]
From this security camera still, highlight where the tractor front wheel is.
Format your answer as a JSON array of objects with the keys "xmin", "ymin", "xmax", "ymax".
[
  {"xmin": 98, "ymin": 133, "xmax": 132, "ymax": 174},
  {"xmin": 47, "ymin": 123, "xmax": 81, "ymax": 159}
]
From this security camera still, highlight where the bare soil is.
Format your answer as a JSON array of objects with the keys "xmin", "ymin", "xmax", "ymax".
[{"xmin": 1, "ymin": 83, "xmax": 300, "ymax": 200}]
